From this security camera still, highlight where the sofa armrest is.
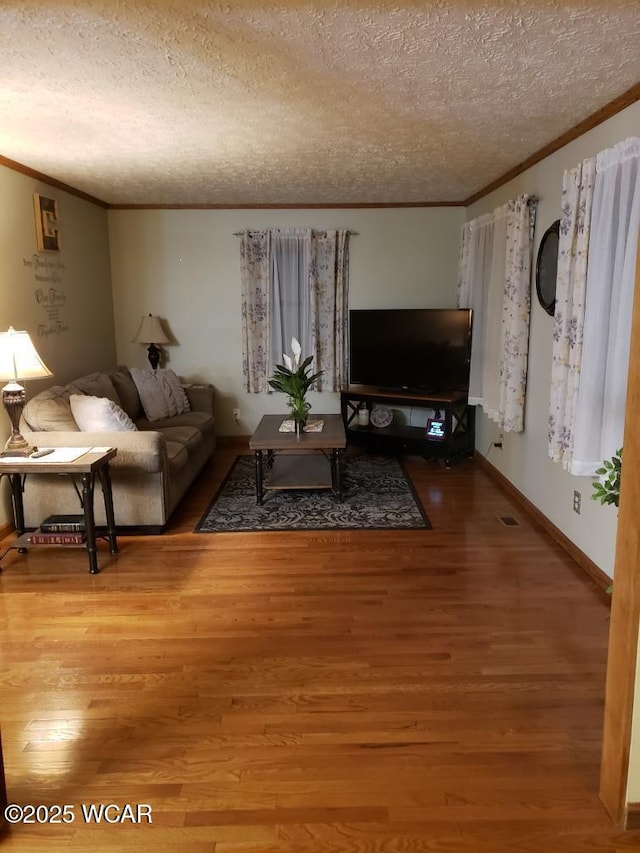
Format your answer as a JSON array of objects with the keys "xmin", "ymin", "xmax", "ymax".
[
  {"xmin": 22, "ymin": 430, "xmax": 166, "ymax": 474},
  {"xmin": 184, "ymin": 383, "xmax": 215, "ymax": 414}
]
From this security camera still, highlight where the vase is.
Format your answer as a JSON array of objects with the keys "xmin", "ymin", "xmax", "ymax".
[{"xmin": 294, "ymin": 419, "xmax": 306, "ymax": 435}]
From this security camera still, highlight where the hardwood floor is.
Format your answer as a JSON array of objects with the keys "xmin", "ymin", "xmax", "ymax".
[{"xmin": 0, "ymin": 447, "xmax": 637, "ymax": 852}]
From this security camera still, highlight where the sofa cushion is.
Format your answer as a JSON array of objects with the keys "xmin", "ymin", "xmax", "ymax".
[
  {"xmin": 23, "ymin": 386, "xmax": 79, "ymax": 431},
  {"xmin": 136, "ymin": 411, "xmax": 214, "ymax": 435},
  {"xmin": 165, "ymin": 439, "xmax": 189, "ymax": 474},
  {"xmin": 130, "ymin": 368, "xmax": 191, "ymax": 421},
  {"xmin": 156, "ymin": 425, "xmax": 202, "ymax": 453},
  {"xmin": 109, "ymin": 366, "xmax": 143, "ymax": 421},
  {"xmin": 69, "ymin": 372, "xmax": 121, "ymax": 404},
  {"xmin": 70, "ymin": 394, "xmax": 138, "ymax": 432}
]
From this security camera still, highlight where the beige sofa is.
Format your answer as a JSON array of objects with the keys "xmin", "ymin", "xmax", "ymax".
[{"xmin": 19, "ymin": 366, "xmax": 215, "ymax": 531}]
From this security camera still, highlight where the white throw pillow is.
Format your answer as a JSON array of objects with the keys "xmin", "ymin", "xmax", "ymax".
[
  {"xmin": 130, "ymin": 368, "xmax": 191, "ymax": 422},
  {"xmin": 70, "ymin": 394, "xmax": 138, "ymax": 432}
]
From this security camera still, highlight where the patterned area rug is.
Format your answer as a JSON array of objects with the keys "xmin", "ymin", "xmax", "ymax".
[{"xmin": 195, "ymin": 454, "xmax": 431, "ymax": 533}]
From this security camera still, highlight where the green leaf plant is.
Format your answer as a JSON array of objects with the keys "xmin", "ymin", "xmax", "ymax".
[
  {"xmin": 591, "ymin": 448, "xmax": 622, "ymax": 597},
  {"xmin": 268, "ymin": 338, "xmax": 323, "ymax": 424},
  {"xmin": 592, "ymin": 447, "xmax": 622, "ymax": 508}
]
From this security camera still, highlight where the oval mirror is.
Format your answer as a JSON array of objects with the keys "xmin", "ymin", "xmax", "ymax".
[{"xmin": 535, "ymin": 219, "xmax": 560, "ymax": 316}]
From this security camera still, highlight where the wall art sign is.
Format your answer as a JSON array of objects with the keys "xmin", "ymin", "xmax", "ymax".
[{"xmin": 33, "ymin": 193, "xmax": 60, "ymax": 251}]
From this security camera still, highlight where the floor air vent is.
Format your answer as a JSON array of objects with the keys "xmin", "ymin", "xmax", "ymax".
[{"xmin": 499, "ymin": 516, "xmax": 520, "ymax": 527}]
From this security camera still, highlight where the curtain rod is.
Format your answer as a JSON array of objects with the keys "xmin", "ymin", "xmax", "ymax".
[{"xmin": 233, "ymin": 229, "xmax": 358, "ymax": 236}]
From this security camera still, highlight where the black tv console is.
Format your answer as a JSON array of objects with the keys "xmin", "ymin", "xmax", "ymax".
[{"xmin": 340, "ymin": 385, "xmax": 475, "ymax": 467}]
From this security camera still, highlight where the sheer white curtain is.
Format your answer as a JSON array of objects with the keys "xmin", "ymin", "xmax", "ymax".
[
  {"xmin": 240, "ymin": 229, "xmax": 350, "ymax": 393},
  {"xmin": 459, "ymin": 214, "xmax": 494, "ymax": 404},
  {"xmin": 571, "ymin": 138, "xmax": 640, "ymax": 475},
  {"xmin": 458, "ymin": 195, "xmax": 536, "ymax": 432},
  {"xmin": 270, "ymin": 229, "xmax": 312, "ymax": 374},
  {"xmin": 548, "ymin": 158, "xmax": 595, "ymax": 469}
]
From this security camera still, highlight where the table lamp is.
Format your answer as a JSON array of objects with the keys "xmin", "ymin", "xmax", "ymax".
[
  {"xmin": 132, "ymin": 314, "xmax": 170, "ymax": 370},
  {"xmin": 0, "ymin": 327, "xmax": 52, "ymax": 456}
]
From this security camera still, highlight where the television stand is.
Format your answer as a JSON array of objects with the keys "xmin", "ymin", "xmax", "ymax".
[
  {"xmin": 395, "ymin": 386, "xmax": 436, "ymax": 396},
  {"xmin": 340, "ymin": 385, "xmax": 475, "ymax": 466}
]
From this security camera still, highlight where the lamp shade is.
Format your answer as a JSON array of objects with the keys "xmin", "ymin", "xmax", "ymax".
[
  {"xmin": 132, "ymin": 314, "xmax": 170, "ymax": 345},
  {"xmin": 0, "ymin": 327, "xmax": 52, "ymax": 383}
]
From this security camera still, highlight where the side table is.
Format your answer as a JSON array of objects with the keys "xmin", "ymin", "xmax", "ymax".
[{"xmin": 0, "ymin": 447, "xmax": 118, "ymax": 575}]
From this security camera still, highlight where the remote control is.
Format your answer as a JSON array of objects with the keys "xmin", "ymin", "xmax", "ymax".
[{"xmin": 30, "ymin": 448, "xmax": 54, "ymax": 458}]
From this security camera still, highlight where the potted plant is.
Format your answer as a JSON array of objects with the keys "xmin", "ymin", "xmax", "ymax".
[
  {"xmin": 268, "ymin": 338, "xmax": 322, "ymax": 433},
  {"xmin": 591, "ymin": 447, "xmax": 622, "ymax": 596},
  {"xmin": 592, "ymin": 448, "xmax": 622, "ymax": 507}
]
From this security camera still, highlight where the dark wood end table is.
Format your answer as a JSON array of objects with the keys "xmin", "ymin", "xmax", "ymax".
[{"xmin": 0, "ymin": 447, "xmax": 118, "ymax": 574}]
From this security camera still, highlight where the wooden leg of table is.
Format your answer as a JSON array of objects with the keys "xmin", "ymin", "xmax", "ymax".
[
  {"xmin": 254, "ymin": 450, "xmax": 264, "ymax": 505},
  {"xmin": 8, "ymin": 473, "xmax": 25, "ymax": 535},
  {"xmin": 98, "ymin": 464, "xmax": 118, "ymax": 555},
  {"xmin": 81, "ymin": 473, "xmax": 99, "ymax": 574}
]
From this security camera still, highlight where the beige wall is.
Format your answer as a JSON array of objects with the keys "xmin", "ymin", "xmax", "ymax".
[
  {"xmin": 0, "ymin": 164, "xmax": 115, "ymax": 524},
  {"xmin": 107, "ymin": 207, "xmax": 465, "ymax": 434}
]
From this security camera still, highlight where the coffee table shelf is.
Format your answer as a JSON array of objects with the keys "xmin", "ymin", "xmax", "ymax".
[{"xmin": 265, "ymin": 453, "xmax": 333, "ymax": 490}]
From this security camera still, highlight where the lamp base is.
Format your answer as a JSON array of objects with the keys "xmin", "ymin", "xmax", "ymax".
[
  {"xmin": 146, "ymin": 344, "xmax": 161, "ymax": 371},
  {"xmin": 2, "ymin": 384, "xmax": 33, "ymax": 457}
]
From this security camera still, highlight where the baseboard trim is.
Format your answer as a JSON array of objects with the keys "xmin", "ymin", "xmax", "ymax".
[
  {"xmin": 475, "ymin": 453, "xmax": 612, "ymax": 596},
  {"xmin": 625, "ymin": 804, "xmax": 640, "ymax": 830},
  {"xmin": 0, "ymin": 520, "xmax": 14, "ymax": 541}
]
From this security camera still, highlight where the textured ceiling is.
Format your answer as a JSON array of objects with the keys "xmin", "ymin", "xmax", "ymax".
[{"xmin": 1, "ymin": 0, "xmax": 639, "ymax": 206}]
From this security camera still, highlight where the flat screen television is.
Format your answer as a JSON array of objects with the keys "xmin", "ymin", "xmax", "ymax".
[{"xmin": 348, "ymin": 308, "xmax": 472, "ymax": 393}]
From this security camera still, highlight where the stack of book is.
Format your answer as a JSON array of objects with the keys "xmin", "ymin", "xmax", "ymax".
[{"xmin": 29, "ymin": 514, "xmax": 86, "ymax": 545}]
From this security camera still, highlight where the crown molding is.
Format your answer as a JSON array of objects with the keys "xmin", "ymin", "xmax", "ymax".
[{"xmin": 0, "ymin": 155, "xmax": 108, "ymax": 207}]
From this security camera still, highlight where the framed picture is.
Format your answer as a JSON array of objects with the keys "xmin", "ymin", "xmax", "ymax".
[{"xmin": 33, "ymin": 193, "xmax": 60, "ymax": 251}]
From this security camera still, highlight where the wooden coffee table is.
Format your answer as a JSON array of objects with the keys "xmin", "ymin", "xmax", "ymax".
[{"xmin": 249, "ymin": 414, "xmax": 347, "ymax": 505}]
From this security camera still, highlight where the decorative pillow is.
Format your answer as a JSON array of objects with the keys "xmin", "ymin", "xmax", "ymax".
[
  {"xmin": 69, "ymin": 372, "xmax": 121, "ymax": 405},
  {"xmin": 23, "ymin": 386, "xmax": 79, "ymax": 431},
  {"xmin": 161, "ymin": 369, "xmax": 191, "ymax": 415},
  {"xmin": 109, "ymin": 366, "xmax": 143, "ymax": 421},
  {"xmin": 69, "ymin": 394, "xmax": 138, "ymax": 432},
  {"xmin": 129, "ymin": 368, "xmax": 191, "ymax": 422}
]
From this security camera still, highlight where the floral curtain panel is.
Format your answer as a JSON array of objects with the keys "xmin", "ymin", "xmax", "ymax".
[
  {"xmin": 458, "ymin": 194, "xmax": 537, "ymax": 432},
  {"xmin": 240, "ymin": 230, "xmax": 271, "ymax": 393},
  {"xmin": 548, "ymin": 158, "xmax": 596, "ymax": 470},
  {"xmin": 240, "ymin": 229, "xmax": 350, "ymax": 393},
  {"xmin": 498, "ymin": 195, "xmax": 538, "ymax": 431},
  {"xmin": 310, "ymin": 230, "xmax": 350, "ymax": 391}
]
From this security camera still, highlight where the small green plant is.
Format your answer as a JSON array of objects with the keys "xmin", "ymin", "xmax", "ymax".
[
  {"xmin": 592, "ymin": 447, "xmax": 622, "ymax": 508},
  {"xmin": 268, "ymin": 338, "xmax": 322, "ymax": 424}
]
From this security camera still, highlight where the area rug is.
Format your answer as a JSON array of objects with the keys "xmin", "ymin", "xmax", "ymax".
[{"xmin": 195, "ymin": 454, "xmax": 431, "ymax": 533}]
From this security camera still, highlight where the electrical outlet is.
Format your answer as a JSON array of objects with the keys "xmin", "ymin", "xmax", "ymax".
[
  {"xmin": 573, "ymin": 490, "xmax": 581, "ymax": 514},
  {"xmin": 232, "ymin": 407, "xmax": 240, "ymax": 423}
]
